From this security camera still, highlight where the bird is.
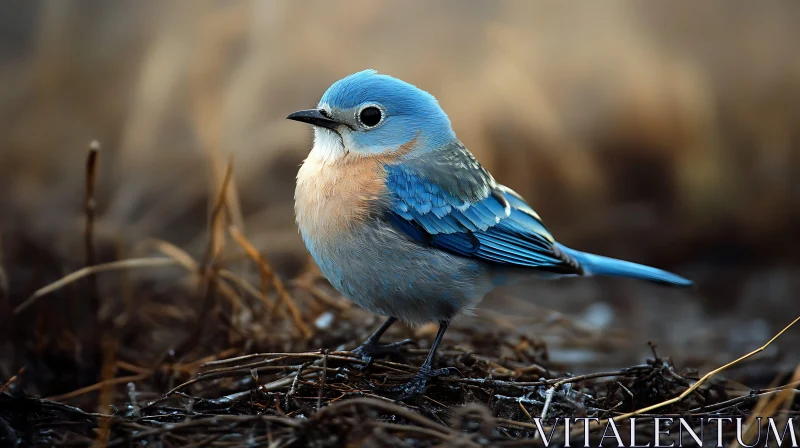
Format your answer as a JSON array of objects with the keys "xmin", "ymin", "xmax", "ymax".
[{"xmin": 287, "ymin": 69, "xmax": 693, "ymax": 398}]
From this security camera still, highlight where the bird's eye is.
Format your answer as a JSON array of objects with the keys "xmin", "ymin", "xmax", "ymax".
[{"xmin": 358, "ymin": 106, "xmax": 382, "ymax": 128}]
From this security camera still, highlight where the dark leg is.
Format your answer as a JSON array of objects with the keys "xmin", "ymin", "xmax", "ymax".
[
  {"xmin": 392, "ymin": 320, "xmax": 460, "ymax": 399},
  {"xmin": 351, "ymin": 316, "xmax": 415, "ymax": 370},
  {"xmin": 360, "ymin": 316, "xmax": 397, "ymax": 347}
]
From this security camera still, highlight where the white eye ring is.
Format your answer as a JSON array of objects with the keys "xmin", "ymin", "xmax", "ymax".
[{"xmin": 356, "ymin": 104, "xmax": 385, "ymax": 129}]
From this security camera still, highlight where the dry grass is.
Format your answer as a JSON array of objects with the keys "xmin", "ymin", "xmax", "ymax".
[{"xmin": 1, "ymin": 1, "xmax": 800, "ymax": 446}]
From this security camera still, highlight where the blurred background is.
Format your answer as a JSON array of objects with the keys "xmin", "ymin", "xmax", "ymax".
[{"xmin": 1, "ymin": 1, "xmax": 800, "ymax": 399}]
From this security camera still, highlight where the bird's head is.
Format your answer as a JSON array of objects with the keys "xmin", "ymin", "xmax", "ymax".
[{"xmin": 287, "ymin": 69, "xmax": 455, "ymax": 160}]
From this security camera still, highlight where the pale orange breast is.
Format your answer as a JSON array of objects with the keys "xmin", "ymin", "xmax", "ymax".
[{"xmin": 295, "ymin": 153, "xmax": 388, "ymax": 239}]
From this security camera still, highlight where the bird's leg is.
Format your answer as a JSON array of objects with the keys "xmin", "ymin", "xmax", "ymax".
[
  {"xmin": 351, "ymin": 316, "xmax": 415, "ymax": 370},
  {"xmin": 391, "ymin": 320, "xmax": 460, "ymax": 400}
]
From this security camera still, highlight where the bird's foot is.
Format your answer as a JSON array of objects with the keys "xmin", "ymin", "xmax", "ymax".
[
  {"xmin": 389, "ymin": 364, "xmax": 462, "ymax": 401},
  {"xmin": 351, "ymin": 339, "xmax": 416, "ymax": 371}
]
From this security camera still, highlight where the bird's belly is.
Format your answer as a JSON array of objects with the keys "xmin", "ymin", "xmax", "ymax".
[{"xmin": 303, "ymin": 222, "xmax": 493, "ymax": 326}]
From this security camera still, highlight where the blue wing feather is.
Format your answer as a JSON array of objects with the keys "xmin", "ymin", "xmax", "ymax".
[
  {"xmin": 383, "ymin": 141, "xmax": 581, "ymax": 274},
  {"xmin": 383, "ymin": 141, "xmax": 693, "ymax": 287}
]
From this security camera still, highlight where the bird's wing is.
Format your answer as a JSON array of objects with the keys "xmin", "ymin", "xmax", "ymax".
[{"xmin": 384, "ymin": 141, "xmax": 582, "ymax": 275}]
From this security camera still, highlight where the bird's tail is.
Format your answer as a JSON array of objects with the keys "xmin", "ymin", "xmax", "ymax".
[{"xmin": 557, "ymin": 244, "xmax": 694, "ymax": 287}]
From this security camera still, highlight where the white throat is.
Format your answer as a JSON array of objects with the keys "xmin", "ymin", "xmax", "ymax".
[{"xmin": 310, "ymin": 127, "xmax": 346, "ymax": 164}]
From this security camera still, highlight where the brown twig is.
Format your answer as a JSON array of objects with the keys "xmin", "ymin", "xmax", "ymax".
[
  {"xmin": 613, "ymin": 315, "xmax": 800, "ymax": 421},
  {"xmin": 228, "ymin": 225, "xmax": 274, "ymax": 305},
  {"xmin": 94, "ymin": 338, "xmax": 117, "ymax": 448},
  {"xmin": 13, "ymin": 258, "xmax": 179, "ymax": 314},
  {"xmin": 564, "ymin": 315, "xmax": 800, "ymax": 440},
  {"xmin": 229, "ymin": 225, "xmax": 311, "ymax": 338},
  {"xmin": 0, "ymin": 366, "xmax": 25, "ymax": 394},
  {"xmin": 199, "ymin": 155, "xmax": 234, "ymax": 272},
  {"xmin": 144, "ymin": 238, "xmax": 242, "ymax": 310},
  {"xmin": 84, "ymin": 141, "xmax": 100, "ymax": 315},
  {"xmin": 46, "ymin": 373, "xmax": 148, "ymax": 402},
  {"xmin": 174, "ymin": 158, "xmax": 235, "ymax": 358}
]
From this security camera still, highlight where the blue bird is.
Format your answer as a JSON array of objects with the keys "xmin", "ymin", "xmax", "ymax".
[{"xmin": 288, "ymin": 69, "xmax": 693, "ymax": 398}]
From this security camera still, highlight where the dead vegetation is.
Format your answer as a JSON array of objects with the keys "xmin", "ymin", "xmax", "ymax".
[
  {"xmin": 2, "ymin": 2, "xmax": 800, "ymax": 446},
  {"xmin": 0, "ymin": 151, "xmax": 797, "ymax": 446}
]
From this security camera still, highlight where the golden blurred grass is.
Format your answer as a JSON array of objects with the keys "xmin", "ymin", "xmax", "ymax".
[{"xmin": 2, "ymin": 2, "xmax": 799, "ymax": 258}]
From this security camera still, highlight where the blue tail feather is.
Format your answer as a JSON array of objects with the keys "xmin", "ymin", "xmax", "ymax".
[{"xmin": 557, "ymin": 244, "xmax": 694, "ymax": 287}]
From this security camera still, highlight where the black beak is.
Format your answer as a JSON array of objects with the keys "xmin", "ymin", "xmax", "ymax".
[{"xmin": 286, "ymin": 109, "xmax": 340, "ymax": 131}]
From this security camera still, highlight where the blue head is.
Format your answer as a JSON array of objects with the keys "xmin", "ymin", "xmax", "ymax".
[{"xmin": 287, "ymin": 70, "xmax": 456, "ymax": 158}]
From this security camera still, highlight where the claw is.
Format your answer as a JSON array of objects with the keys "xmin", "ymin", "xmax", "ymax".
[
  {"xmin": 354, "ymin": 354, "xmax": 374, "ymax": 372},
  {"xmin": 388, "ymin": 364, "xmax": 460, "ymax": 400},
  {"xmin": 439, "ymin": 366, "xmax": 462, "ymax": 378},
  {"xmin": 393, "ymin": 338, "xmax": 417, "ymax": 348},
  {"xmin": 351, "ymin": 339, "xmax": 418, "ymax": 372}
]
